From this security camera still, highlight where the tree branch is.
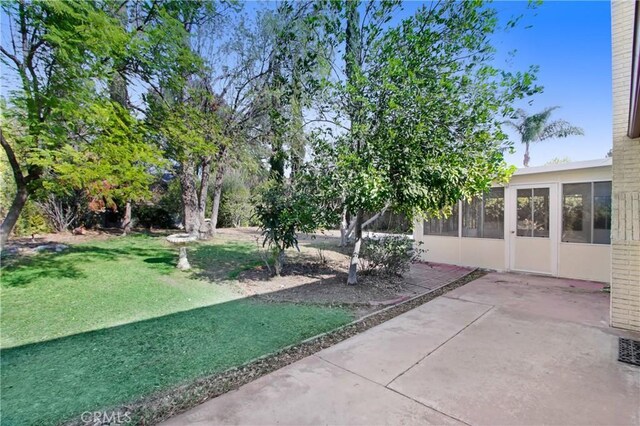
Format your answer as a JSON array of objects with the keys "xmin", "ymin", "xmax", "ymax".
[
  {"xmin": 0, "ymin": 128, "xmax": 26, "ymax": 188},
  {"xmin": 0, "ymin": 45, "xmax": 22, "ymax": 70}
]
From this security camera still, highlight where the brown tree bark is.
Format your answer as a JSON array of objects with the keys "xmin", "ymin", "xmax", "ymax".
[
  {"xmin": 180, "ymin": 159, "xmax": 201, "ymax": 236},
  {"xmin": 121, "ymin": 201, "xmax": 132, "ymax": 235},
  {"xmin": 0, "ymin": 186, "xmax": 28, "ymax": 248},
  {"xmin": 197, "ymin": 156, "xmax": 212, "ymax": 239},
  {"xmin": 0, "ymin": 129, "xmax": 30, "ymax": 248},
  {"xmin": 209, "ymin": 147, "xmax": 228, "ymax": 236}
]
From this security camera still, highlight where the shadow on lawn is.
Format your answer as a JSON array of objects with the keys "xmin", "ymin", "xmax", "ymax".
[
  {"xmin": 188, "ymin": 242, "xmax": 262, "ymax": 282},
  {"xmin": 0, "ymin": 244, "xmax": 176, "ymax": 288},
  {"xmin": 0, "ymin": 238, "xmax": 263, "ymax": 288},
  {"xmin": 0, "ymin": 292, "xmax": 352, "ymax": 426}
]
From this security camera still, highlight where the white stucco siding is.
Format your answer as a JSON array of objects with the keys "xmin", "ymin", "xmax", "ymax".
[{"xmin": 414, "ymin": 163, "xmax": 612, "ymax": 283}]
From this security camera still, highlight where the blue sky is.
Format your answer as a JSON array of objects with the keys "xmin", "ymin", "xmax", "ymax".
[
  {"xmin": 491, "ymin": 1, "xmax": 612, "ymax": 167},
  {"xmin": 398, "ymin": 1, "xmax": 611, "ymax": 167},
  {"xmin": 1, "ymin": 1, "xmax": 613, "ymax": 169}
]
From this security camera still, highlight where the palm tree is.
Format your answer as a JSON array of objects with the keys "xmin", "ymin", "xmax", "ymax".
[{"xmin": 503, "ymin": 107, "xmax": 584, "ymax": 167}]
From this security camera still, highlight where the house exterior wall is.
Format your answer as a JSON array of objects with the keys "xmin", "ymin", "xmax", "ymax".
[
  {"xmin": 611, "ymin": 2, "xmax": 640, "ymax": 332},
  {"xmin": 414, "ymin": 165, "xmax": 612, "ymax": 283}
]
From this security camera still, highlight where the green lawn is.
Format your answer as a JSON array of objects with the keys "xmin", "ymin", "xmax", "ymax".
[
  {"xmin": 0, "ymin": 234, "xmax": 353, "ymax": 425},
  {"xmin": 1, "ymin": 234, "xmax": 256, "ymax": 348}
]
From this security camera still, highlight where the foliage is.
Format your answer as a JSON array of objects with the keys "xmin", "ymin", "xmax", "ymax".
[
  {"xmin": 308, "ymin": 0, "xmax": 542, "ymax": 283},
  {"xmin": 503, "ymin": 107, "xmax": 584, "ymax": 167},
  {"xmin": 12, "ymin": 200, "xmax": 51, "ymax": 237},
  {"xmin": 218, "ymin": 174, "xmax": 253, "ymax": 228},
  {"xmin": 48, "ymin": 101, "xmax": 163, "ymax": 206},
  {"xmin": 334, "ymin": 1, "xmax": 539, "ymax": 219},
  {"xmin": 254, "ymin": 180, "xmax": 318, "ymax": 274},
  {"xmin": 360, "ymin": 236, "xmax": 423, "ymax": 276},
  {"xmin": 0, "ymin": 0, "xmax": 163, "ymax": 242},
  {"xmin": 130, "ymin": 177, "xmax": 182, "ymax": 229},
  {"xmin": 134, "ymin": 204, "xmax": 176, "ymax": 229}
]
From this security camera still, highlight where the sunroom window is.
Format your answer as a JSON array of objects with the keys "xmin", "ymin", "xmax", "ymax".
[
  {"xmin": 423, "ymin": 203, "xmax": 458, "ymax": 237},
  {"xmin": 462, "ymin": 188, "xmax": 504, "ymax": 239},
  {"xmin": 562, "ymin": 181, "xmax": 611, "ymax": 244}
]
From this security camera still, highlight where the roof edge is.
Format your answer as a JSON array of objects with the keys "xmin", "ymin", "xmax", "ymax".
[{"xmin": 512, "ymin": 158, "xmax": 612, "ymax": 176}]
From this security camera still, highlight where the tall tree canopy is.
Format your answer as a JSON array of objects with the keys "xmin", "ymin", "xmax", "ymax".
[
  {"xmin": 312, "ymin": 0, "xmax": 541, "ymax": 284},
  {"xmin": 0, "ymin": 0, "xmax": 161, "ymax": 246}
]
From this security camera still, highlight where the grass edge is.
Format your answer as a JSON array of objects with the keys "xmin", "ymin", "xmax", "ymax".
[{"xmin": 64, "ymin": 267, "xmax": 487, "ymax": 426}]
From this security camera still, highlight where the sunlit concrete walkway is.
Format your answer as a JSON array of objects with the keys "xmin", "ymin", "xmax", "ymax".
[{"xmin": 163, "ymin": 272, "xmax": 640, "ymax": 426}]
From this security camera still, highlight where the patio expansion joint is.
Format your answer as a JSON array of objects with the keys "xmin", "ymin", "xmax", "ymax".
[
  {"xmin": 385, "ymin": 303, "xmax": 495, "ymax": 388},
  {"xmin": 311, "ymin": 354, "xmax": 471, "ymax": 426},
  {"xmin": 408, "ymin": 273, "xmax": 472, "ymax": 291},
  {"xmin": 440, "ymin": 295, "xmax": 496, "ymax": 307}
]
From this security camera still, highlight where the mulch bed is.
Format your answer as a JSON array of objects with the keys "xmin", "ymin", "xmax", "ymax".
[{"xmin": 66, "ymin": 268, "xmax": 486, "ymax": 426}]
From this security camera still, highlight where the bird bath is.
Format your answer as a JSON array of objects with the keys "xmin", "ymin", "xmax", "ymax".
[{"xmin": 166, "ymin": 233, "xmax": 197, "ymax": 270}]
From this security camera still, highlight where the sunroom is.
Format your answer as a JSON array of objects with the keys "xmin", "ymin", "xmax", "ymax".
[{"xmin": 413, "ymin": 159, "xmax": 612, "ymax": 283}]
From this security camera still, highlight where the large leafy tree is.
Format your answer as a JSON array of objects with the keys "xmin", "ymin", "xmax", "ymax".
[
  {"xmin": 503, "ymin": 106, "xmax": 584, "ymax": 167},
  {"xmin": 315, "ymin": 0, "xmax": 541, "ymax": 284},
  {"xmin": 0, "ymin": 0, "xmax": 160, "ymax": 246},
  {"xmin": 139, "ymin": 0, "xmax": 232, "ymax": 239},
  {"xmin": 146, "ymin": 80, "xmax": 224, "ymax": 238}
]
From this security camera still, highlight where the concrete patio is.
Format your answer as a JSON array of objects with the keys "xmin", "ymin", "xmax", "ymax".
[{"xmin": 163, "ymin": 272, "xmax": 640, "ymax": 426}]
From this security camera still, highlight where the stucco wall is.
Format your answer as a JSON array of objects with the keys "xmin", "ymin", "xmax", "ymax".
[
  {"xmin": 414, "ymin": 165, "xmax": 612, "ymax": 283},
  {"xmin": 611, "ymin": 1, "xmax": 640, "ymax": 332}
]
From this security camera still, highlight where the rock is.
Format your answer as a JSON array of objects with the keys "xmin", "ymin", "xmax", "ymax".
[{"xmin": 32, "ymin": 244, "xmax": 69, "ymax": 253}]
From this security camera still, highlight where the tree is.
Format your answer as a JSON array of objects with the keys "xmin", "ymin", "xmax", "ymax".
[
  {"xmin": 139, "ymin": 1, "xmax": 231, "ymax": 239},
  {"xmin": 545, "ymin": 157, "xmax": 572, "ymax": 165},
  {"xmin": 145, "ymin": 83, "xmax": 223, "ymax": 238},
  {"xmin": 0, "ymin": 0, "xmax": 159, "ymax": 246},
  {"xmin": 503, "ymin": 107, "xmax": 584, "ymax": 167},
  {"xmin": 314, "ymin": 0, "xmax": 541, "ymax": 284}
]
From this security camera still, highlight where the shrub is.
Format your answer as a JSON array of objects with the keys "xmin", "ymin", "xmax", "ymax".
[
  {"xmin": 218, "ymin": 176, "xmax": 253, "ymax": 228},
  {"xmin": 134, "ymin": 204, "xmax": 175, "ymax": 229},
  {"xmin": 360, "ymin": 235, "xmax": 423, "ymax": 276},
  {"xmin": 13, "ymin": 200, "xmax": 52, "ymax": 237},
  {"xmin": 254, "ymin": 179, "xmax": 329, "ymax": 275}
]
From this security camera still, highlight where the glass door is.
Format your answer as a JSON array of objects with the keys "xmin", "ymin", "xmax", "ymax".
[{"xmin": 509, "ymin": 184, "xmax": 558, "ymax": 275}]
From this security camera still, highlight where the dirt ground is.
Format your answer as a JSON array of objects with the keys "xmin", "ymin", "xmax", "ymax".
[{"xmin": 215, "ymin": 228, "xmax": 451, "ymax": 317}]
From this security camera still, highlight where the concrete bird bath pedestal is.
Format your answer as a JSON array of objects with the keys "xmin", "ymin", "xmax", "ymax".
[{"xmin": 166, "ymin": 233, "xmax": 197, "ymax": 270}]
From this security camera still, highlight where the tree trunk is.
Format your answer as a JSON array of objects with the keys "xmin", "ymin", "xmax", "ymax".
[
  {"xmin": 345, "ymin": 3, "xmax": 363, "ymax": 286},
  {"xmin": 523, "ymin": 141, "xmax": 530, "ymax": 167},
  {"xmin": 274, "ymin": 249, "xmax": 285, "ymax": 276},
  {"xmin": 197, "ymin": 157, "xmax": 212, "ymax": 239},
  {"xmin": 121, "ymin": 201, "xmax": 132, "ymax": 235},
  {"xmin": 0, "ymin": 186, "xmax": 28, "ymax": 248},
  {"xmin": 209, "ymin": 162, "xmax": 225, "ymax": 236},
  {"xmin": 347, "ymin": 210, "xmax": 363, "ymax": 285},
  {"xmin": 0, "ymin": 128, "xmax": 30, "ymax": 248},
  {"xmin": 361, "ymin": 204, "xmax": 389, "ymax": 231},
  {"xmin": 339, "ymin": 206, "xmax": 348, "ymax": 247},
  {"xmin": 180, "ymin": 159, "xmax": 201, "ymax": 236},
  {"xmin": 343, "ymin": 205, "xmax": 389, "ymax": 244}
]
